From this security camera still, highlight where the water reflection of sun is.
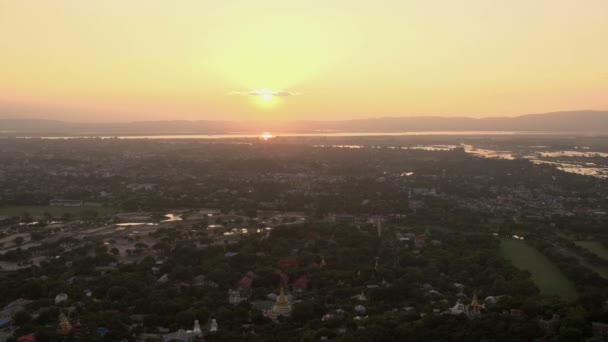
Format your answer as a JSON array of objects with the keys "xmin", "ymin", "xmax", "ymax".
[{"xmin": 261, "ymin": 132, "xmax": 274, "ymax": 140}]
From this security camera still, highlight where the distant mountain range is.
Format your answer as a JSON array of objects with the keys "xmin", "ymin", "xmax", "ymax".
[{"xmin": 1, "ymin": 111, "xmax": 608, "ymax": 135}]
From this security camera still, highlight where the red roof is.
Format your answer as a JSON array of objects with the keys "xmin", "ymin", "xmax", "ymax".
[
  {"xmin": 72, "ymin": 323, "xmax": 89, "ymax": 336},
  {"xmin": 293, "ymin": 275, "xmax": 309, "ymax": 289},
  {"xmin": 278, "ymin": 259, "xmax": 297, "ymax": 266},
  {"xmin": 274, "ymin": 270, "xmax": 289, "ymax": 284},
  {"xmin": 306, "ymin": 232, "xmax": 321, "ymax": 240},
  {"xmin": 237, "ymin": 271, "xmax": 256, "ymax": 289},
  {"xmin": 174, "ymin": 281, "xmax": 191, "ymax": 289},
  {"xmin": 238, "ymin": 276, "xmax": 253, "ymax": 289},
  {"xmin": 18, "ymin": 334, "xmax": 36, "ymax": 342}
]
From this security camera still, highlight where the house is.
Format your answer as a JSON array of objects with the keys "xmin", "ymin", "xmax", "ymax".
[
  {"xmin": 538, "ymin": 314, "xmax": 560, "ymax": 329},
  {"xmin": 0, "ymin": 318, "xmax": 11, "ymax": 330},
  {"xmin": 228, "ymin": 289, "xmax": 246, "ymax": 305},
  {"xmin": 509, "ymin": 309, "xmax": 523, "ymax": 317},
  {"xmin": 278, "ymin": 259, "xmax": 297, "ymax": 267},
  {"xmin": 237, "ymin": 272, "xmax": 256, "ymax": 290},
  {"xmin": 414, "ymin": 235, "xmax": 426, "ymax": 249},
  {"xmin": 592, "ymin": 322, "xmax": 608, "ymax": 338},
  {"xmin": 275, "ymin": 270, "xmax": 289, "ymax": 285},
  {"xmin": 17, "ymin": 334, "xmax": 36, "ymax": 342},
  {"xmin": 0, "ymin": 299, "xmax": 32, "ymax": 319},
  {"xmin": 293, "ymin": 275, "xmax": 309, "ymax": 290},
  {"xmin": 354, "ymin": 305, "xmax": 366, "ymax": 314},
  {"xmin": 54, "ymin": 293, "xmax": 68, "ymax": 305},
  {"xmin": 157, "ymin": 320, "xmax": 203, "ymax": 342}
]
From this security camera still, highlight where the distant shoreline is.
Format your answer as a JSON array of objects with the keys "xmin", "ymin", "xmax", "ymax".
[{"xmin": 4, "ymin": 130, "xmax": 608, "ymax": 139}]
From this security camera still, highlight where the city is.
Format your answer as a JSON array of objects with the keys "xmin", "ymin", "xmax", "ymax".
[
  {"xmin": 2, "ymin": 1, "xmax": 608, "ymax": 341},
  {"xmin": 1, "ymin": 136, "xmax": 607, "ymax": 341}
]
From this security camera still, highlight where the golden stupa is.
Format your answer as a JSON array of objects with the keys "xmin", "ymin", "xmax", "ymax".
[
  {"xmin": 269, "ymin": 287, "xmax": 292, "ymax": 320},
  {"xmin": 470, "ymin": 290, "xmax": 481, "ymax": 309},
  {"xmin": 57, "ymin": 312, "xmax": 72, "ymax": 335}
]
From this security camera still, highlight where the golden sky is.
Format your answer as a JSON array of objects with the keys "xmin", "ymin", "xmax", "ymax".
[{"xmin": 1, "ymin": 0, "xmax": 607, "ymax": 121}]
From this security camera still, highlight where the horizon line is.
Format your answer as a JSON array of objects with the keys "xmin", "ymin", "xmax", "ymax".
[{"xmin": 1, "ymin": 109, "xmax": 607, "ymax": 124}]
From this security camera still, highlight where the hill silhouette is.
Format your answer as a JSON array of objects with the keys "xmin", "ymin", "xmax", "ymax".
[{"xmin": 1, "ymin": 111, "xmax": 607, "ymax": 135}]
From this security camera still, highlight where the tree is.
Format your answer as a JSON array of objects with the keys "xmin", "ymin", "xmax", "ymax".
[
  {"xmin": 12, "ymin": 311, "xmax": 32, "ymax": 326},
  {"xmin": 13, "ymin": 236, "xmax": 25, "ymax": 246},
  {"xmin": 107, "ymin": 286, "xmax": 129, "ymax": 301},
  {"xmin": 292, "ymin": 302, "xmax": 315, "ymax": 322},
  {"xmin": 21, "ymin": 212, "xmax": 32, "ymax": 223},
  {"xmin": 30, "ymin": 232, "xmax": 45, "ymax": 241}
]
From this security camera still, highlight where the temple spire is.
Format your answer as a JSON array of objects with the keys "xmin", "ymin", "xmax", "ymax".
[
  {"xmin": 470, "ymin": 290, "xmax": 480, "ymax": 309},
  {"xmin": 276, "ymin": 286, "xmax": 289, "ymax": 305},
  {"xmin": 192, "ymin": 320, "xmax": 202, "ymax": 336},
  {"xmin": 269, "ymin": 286, "xmax": 292, "ymax": 320},
  {"xmin": 57, "ymin": 312, "xmax": 72, "ymax": 335}
]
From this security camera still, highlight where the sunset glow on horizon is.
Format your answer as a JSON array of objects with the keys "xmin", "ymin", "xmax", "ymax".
[
  {"xmin": 261, "ymin": 132, "xmax": 274, "ymax": 140},
  {"xmin": 1, "ymin": 1, "xmax": 607, "ymax": 122}
]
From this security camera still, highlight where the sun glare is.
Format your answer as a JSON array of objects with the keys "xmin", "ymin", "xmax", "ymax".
[
  {"xmin": 261, "ymin": 132, "xmax": 274, "ymax": 140},
  {"xmin": 261, "ymin": 93, "xmax": 273, "ymax": 101}
]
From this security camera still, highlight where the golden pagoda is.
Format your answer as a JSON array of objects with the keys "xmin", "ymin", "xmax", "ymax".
[
  {"xmin": 470, "ymin": 290, "xmax": 481, "ymax": 309},
  {"xmin": 467, "ymin": 290, "xmax": 482, "ymax": 317},
  {"xmin": 57, "ymin": 312, "xmax": 72, "ymax": 335},
  {"xmin": 356, "ymin": 289, "xmax": 368, "ymax": 302},
  {"xmin": 269, "ymin": 287, "xmax": 292, "ymax": 320}
]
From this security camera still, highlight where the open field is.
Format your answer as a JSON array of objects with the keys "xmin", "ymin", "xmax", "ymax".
[
  {"xmin": 559, "ymin": 247, "xmax": 608, "ymax": 279},
  {"xmin": 500, "ymin": 239, "xmax": 577, "ymax": 300},
  {"xmin": 575, "ymin": 241, "xmax": 608, "ymax": 261},
  {"xmin": 0, "ymin": 206, "xmax": 118, "ymax": 218}
]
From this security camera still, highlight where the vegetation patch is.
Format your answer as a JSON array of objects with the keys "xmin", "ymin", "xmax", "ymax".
[
  {"xmin": 559, "ymin": 247, "xmax": 608, "ymax": 279},
  {"xmin": 500, "ymin": 239, "xmax": 577, "ymax": 300},
  {"xmin": 0, "ymin": 206, "xmax": 118, "ymax": 219},
  {"xmin": 575, "ymin": 241, "xmax": 608, "ymax": 261}
]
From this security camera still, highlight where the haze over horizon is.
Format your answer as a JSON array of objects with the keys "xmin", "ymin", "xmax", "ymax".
[
  {"xmin": 2, "ymin": 1, "xmax": 608, "ymax": 122},
  {"xmin": 2, "ymin": 110, "xmax": 608, "ymax": 124}
]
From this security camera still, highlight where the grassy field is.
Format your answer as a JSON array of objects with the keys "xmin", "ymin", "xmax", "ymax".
[
  {"xmin": 500, "ymin": 239, "xmax": 578, "ymax": 300},
  {"xmin": 0, "ymin": 205, "xmax": 118, "ymax": 218},
  {"xmin": 559, "ymin": 247, "xmax": 608, "ymax": 279},
  {"xmin": 575, "ymin": 241, "xmax": 608, "ymax": 261}
]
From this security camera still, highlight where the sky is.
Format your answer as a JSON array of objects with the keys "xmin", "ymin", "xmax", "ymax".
[{"xmin": 1, "ymin": 0, "xmax": 607, "ymax": 122}]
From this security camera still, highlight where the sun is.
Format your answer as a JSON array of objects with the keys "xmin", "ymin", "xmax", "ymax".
[
  {"xmin": 261, "ymin": 93, "xmax": 273, "ymax": 101},
  {"xmin": 261, "ymin": 132, "xmax": 274, "ymax": 140}
]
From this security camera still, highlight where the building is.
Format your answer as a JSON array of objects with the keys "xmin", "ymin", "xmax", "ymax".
[
  {"xmin": 209, "ymin": 319, "xmax": 218, "ymax": 333},
  {"xmin": 468, "ymin": 291, "xmax": 481, "ymax": 317},
  {"xmin": 293, "ymin": 275, "xmax": 310, "ymax": 290},
  {"xmin": 54, "ymin": 293, "xmax": 68, "ymax": 305},
  {"xmin": 414, "ymin": 235, "xmax": 426, "ymax": 249},
  {"xmin": 57, "ymin": 313, "xmax": 72, "ymax": 336},
  {"xmin": 592, "ymin": 322, "xmax": 608, "ymax": 338},
  {"xmin": 444, "ymin": 291, "xmax": 482, "ymax": 319},
  {"xmin": 267, "ymin": 287, "xmax": 292, "ymax": 321},
  {"xmin": 160, "ymin": 320, "xmax": 204, "ymax": 342}
]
